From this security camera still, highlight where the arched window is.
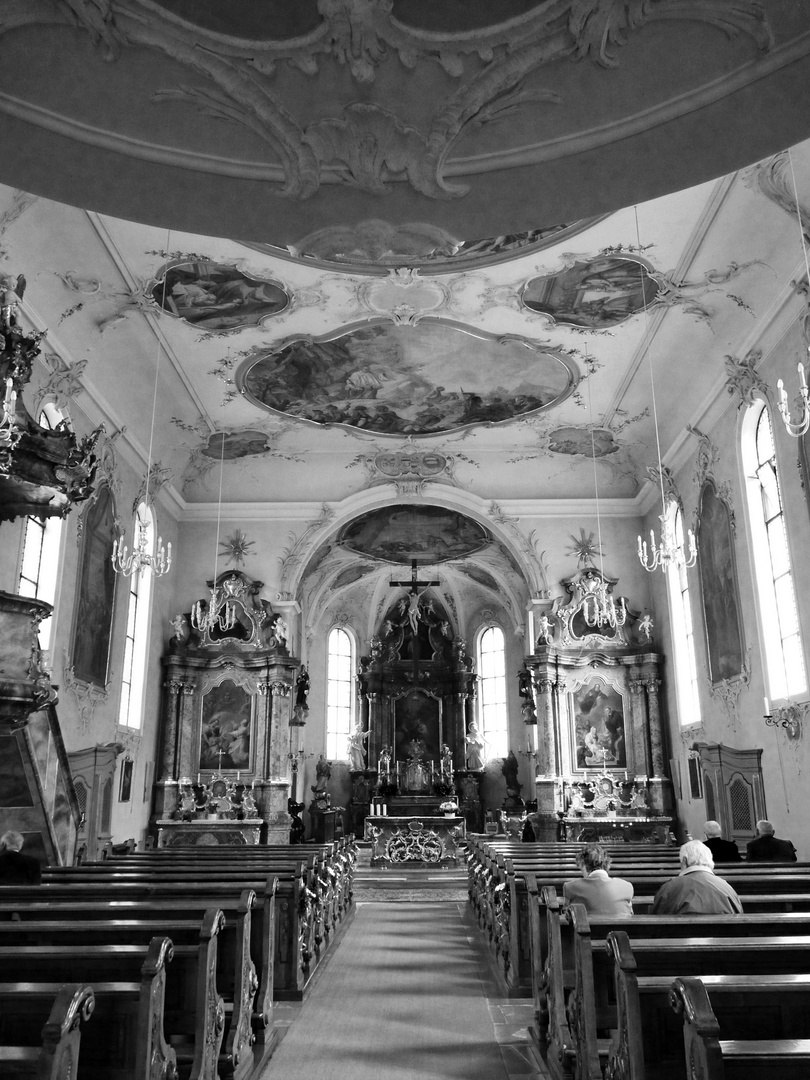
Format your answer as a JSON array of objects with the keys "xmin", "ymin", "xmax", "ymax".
[
  {"xmin": 17, "ymin": 405, "xmax": 67, "ymax": 652},
  {"xmin": 743, "ymin": 401, "xmax": 807, "ymax": 701},
  {"xmin": 665, "ymin": 502, "xmax": 702, "ymax": 726},
  {"xmin": 117, "ymin": 502, "xmax": 155, "ymax": 730},
  {"xmin": 326, "ymin": 627, "xmax": 354, "ymax": 760},
  {"xmin": 477, "ymin": 625, "xmax": 508, "ymax": 760}
]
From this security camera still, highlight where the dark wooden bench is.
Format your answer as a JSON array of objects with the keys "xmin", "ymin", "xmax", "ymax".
[
  {"xmin": 670, "ymin": 975, "xmax": 810, "ymax": 1080},
  {"xmin": 0, "ymin": 938, "xmax": 176, "ymax": 1080},
  {"xmin": 0, "ymin": 983, "xmax": 94, "ymax": 1080},
  {"xmin": 0, "ymin": 893, "xmax": 263, "ymax": 1080}
]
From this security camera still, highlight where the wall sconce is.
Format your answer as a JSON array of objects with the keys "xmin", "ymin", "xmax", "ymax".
[{"xmin": 764, "ymin": 701, "xmax": 805, "ymax": 740}]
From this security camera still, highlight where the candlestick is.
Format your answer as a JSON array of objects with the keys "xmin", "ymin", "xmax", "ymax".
[{"xmin": 764, "ymin": 696, "xmax": 770, "ymax": 715}]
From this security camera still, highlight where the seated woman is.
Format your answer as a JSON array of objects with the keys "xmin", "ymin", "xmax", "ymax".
[{"xmin": 563, "ymin": 843, "xmax": 634, "ymax": 916}]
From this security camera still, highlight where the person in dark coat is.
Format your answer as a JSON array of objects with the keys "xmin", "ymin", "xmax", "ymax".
[
  {"xmin": 746, "ymin": 819, "xmax": 797, "ymax": 862},
  {"xmin": 702, "ymin": 820, "xmax": 741, "ymax": 862},
  {"xmin": 0, "ymin": 830, "xmax": 41, "ymax": 884},
  {"xmin": 651, "ymin": 841, "xmax": 743, "ymax": 915}
]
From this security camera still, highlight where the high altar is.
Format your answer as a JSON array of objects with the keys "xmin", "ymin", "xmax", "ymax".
[
  {"xmin": 152, "ymin": 570, "xmax": 299, "ymax": 846},
  {"xmin": 524, "ymin": 566, "xmax": 674, "ymax": 843},
  {"xmin": 351, "ymin": 574, "xmax": 480, "ymax": 839}
]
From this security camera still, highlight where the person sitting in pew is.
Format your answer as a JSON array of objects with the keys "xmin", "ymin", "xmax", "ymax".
[
  {"xmin": 0, "ymin": 830, "xmax": 41, "ymax": 884},
  {"xmin": 702, "ymin": 820, "xmax": 741, "ymax": 862},
  {"xmin": 746, "ymin": 819, "xmax": 798, "ymax": 862},
  {"xmin": 563, "ymin": 843, "xmax": 634, "ymax": 915},
  {"xmin": 651, "ymin": 840, "xmax": 743, "ymax": 915}
]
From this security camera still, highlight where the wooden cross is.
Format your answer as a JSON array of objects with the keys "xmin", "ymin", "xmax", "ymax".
[{"xmin": 390, "ymin": 559, "xmax": 440, "ymax": 676}]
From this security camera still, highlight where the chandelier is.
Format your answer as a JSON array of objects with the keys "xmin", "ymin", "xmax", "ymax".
[
  {"xmin": 583, "ymin": 579, "xmax": 627, "ymax": 629},
  {"xmin": 111, "ymin": 512, "xmax": 172, "ymax": 578},
  {"xmin": 111, "ymin": 231, "xmax": 172, "ymax": 579},
  {"xmin": 776, "ymin": 149, "xmax": 810, "ymax": 438},
  {"xmin": 584, "ymin": 359, "xmax": 627, "ymax": 629},
  {"xmin": 632, "ymin": 207, "xmax": 694, "ymax": 574},
  {"xmin": 638, "ymin": 508, "xmax": 696, "ymax": 573},
  {"xmin": 191, "ymin": 584, "xmax": 237, "ymax": 635}
]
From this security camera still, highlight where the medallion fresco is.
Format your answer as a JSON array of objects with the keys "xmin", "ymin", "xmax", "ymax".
[
  {"xmin": 151, "ymin": 260, "xmax": 289, "ymax": 330},
  {"xmin": 200, "ymin": 430, "xmax": 272, "ymax": 460},
  {"xmin": 240, "ymin": 322, "xmax": 575, "ymax": 435},
  {"xmin": 547, "ymin": 426, "xmax": 619, "ymax": 457},
  {"xmin": 339, "ymin": 505, "xmax": 489, "ymax": 564},
  {"xmin": 522, "ymin": 256, "xmax": 660, "ymax": 328}
]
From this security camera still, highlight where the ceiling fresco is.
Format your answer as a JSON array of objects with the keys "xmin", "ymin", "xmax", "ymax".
[
  {"xmin": 547, "ymin": 427, "xmax": 621, "ymax": 458},
  {"xmin": 239, "ymin": 323, "xmax": 576, "ymax": 436},
  {"xmin": 521, "ymin": 256, "xmax": 660, "ymax": 329},
  {"xmin": 338, "ymin": 506, "xmax": 490, "ymax": 564},
  {"xmin": 150, "ymin": 260, "xmax": 289, "ymax": 331}
]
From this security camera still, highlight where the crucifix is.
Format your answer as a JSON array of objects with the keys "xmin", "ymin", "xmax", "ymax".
[{"xmin": 390, "ymin": 559, "xmax": 440, "ymax": 675}]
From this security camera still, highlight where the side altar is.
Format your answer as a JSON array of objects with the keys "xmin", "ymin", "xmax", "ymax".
[
  {"xmin": 364, "ymin": 816, "xmax": 466, "ymax": 866},
  {"xmin": 152, "ymin": 570, "xmax": 300, "ymax": 845}
]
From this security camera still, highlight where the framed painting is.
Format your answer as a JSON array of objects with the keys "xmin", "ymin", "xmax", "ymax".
[
  {"xmin": 569, "ymin": 676, "xmax": 627, "ymax": 771},
  {"xmin": 394, "ymin": 690, "xmax": 442, "ymax": 764},
  {"xmin": 696, "ymin": 481, "xmax": 745, "ymax": 684},
  {"xmin": 198, "ymin": 678, "xmax": 254, "ymax": 772},
  {"xmin": 70, "ymin": 485, "xmax": 117, "ymax": 688},
  {"xmin": 119, "ymin": 758, "xmax": 133, "ymax": 802}
]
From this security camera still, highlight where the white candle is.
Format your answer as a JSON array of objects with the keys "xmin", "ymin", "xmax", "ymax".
[
  {"xmin": 236, "ymin": 771, "xmax": 240, "ymax": 782},
  {"xmin": 764, "ymin": 696, "xmax": 770, "ymax": 715},
  {"xmin": 382, "ymin": 805, "xmax": 387, "ymax": 816}
]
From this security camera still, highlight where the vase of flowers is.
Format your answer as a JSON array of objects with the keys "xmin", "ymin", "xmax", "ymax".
[{"xmin": 439, "ymin": 799, "xmax": 459, "ymax": 817}]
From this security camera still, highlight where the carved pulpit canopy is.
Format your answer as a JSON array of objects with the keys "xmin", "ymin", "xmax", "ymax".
[{"xmin": 171, "ymin": 570, "xmax": 288, "ymax": 654}]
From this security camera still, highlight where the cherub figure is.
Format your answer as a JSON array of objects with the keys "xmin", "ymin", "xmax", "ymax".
[{"xmin": 638, "ymin": 612, "xmax": 654, "ymax": 642}]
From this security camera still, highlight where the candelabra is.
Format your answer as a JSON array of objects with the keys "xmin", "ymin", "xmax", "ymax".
[
  {"xmin": 776, "ymin": 357, "xmax": 810, "ymax": 437},
  {"xmin": 764, "ymin": 701, "xmax": 804, "ymax": 739}
]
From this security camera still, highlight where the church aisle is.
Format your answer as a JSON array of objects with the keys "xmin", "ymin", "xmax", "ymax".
[{"xmin": 259, "ymin": 902, "xmax": 547, "ymax": 1080}]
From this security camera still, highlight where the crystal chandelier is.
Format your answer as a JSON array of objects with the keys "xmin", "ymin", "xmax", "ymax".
[
  {"xmin": 191, "ymin": 585, "xmax": 237, "ymax": 635},
  {"xmin": 775, "ymin": 149, "xmax": 810, "ymax": 438},
  {"xmin": 638, "ymin": 508, "xmax": 696, "ymax": 572},
  {"xmin": 111, "ymin": 512, "xmax": 172, "ymax": 578},
  {"xmin": 583, "ymin": 579, "xmax": 627, "ymax": 629},
  {"xmin": 112, "ymin": 231, "xmax": 172, "ymax": 580},
  {"xmin": 584, "ymin": 360, "xmax": 627, "ymax": 629},
  {"xmin": 633, "ymin": 207, "xmax": 694, "ymax": 574}
]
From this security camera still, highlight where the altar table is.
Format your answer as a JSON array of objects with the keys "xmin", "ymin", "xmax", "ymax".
[{"xmin": 364, "ymin": 815, "xmax": 466, "ymax": 866}]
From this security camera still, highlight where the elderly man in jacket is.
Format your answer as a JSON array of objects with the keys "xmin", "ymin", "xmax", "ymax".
[{"xmin": 651, "ymin": 840, "xmax": 743, "ymax": 915}]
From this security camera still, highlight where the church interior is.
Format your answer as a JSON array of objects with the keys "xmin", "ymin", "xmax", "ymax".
[{"xmin": 3, "ymin": 3, "xmax": 810, "ymax": 1079}]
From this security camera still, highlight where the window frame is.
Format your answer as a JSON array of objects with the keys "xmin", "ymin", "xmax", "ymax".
[
  {"xmin": 117, "ymin": 501, "xmax": 155, "ymax": 731},
  {"xmin": 476, "ymin": 623, "xmax": 508, "ymax": 761},
  {"xmin": 664, "ymin": 500, "xmax": 702, "ymax": 726},
  {"xmin": 741, "ymin": 397, "xmax": 807, "ymax": 703},
  {"xmin": 325, "ymin": 625, "xmax": 356, "ymax": 761}
]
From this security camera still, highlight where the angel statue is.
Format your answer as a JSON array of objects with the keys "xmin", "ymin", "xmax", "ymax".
[{"xmin": 347, "ymin": 722, "xmax": 369, "ymax": 771}]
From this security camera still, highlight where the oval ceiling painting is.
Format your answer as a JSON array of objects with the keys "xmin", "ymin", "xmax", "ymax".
[
  {"xmin": 151, "ymin": 259, "xmax": 289, "ymax": 331},
  {"xmin": 239, "ymin": 322, "xmax": 575, "ymax": 436},
  {"xmin": 339, "ymin": 505, "xmax": 490, "ymax": 564},
  {"xmin": 521, "ymin": 255, "xmax": 660, "ymax": 329}
]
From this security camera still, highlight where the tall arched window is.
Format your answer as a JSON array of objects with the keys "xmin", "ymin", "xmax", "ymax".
[
  {"xmin": 665, "ymin": 502, "xmax": 701, "ymax": 726},
  {"xmin": 477, "ymin": 625, "xmax": 507, "ymax": 760},
  {"xmin": 743, "ymin": 401, "xmax": 807, "ymax": 701},
  {"xmin": 326, "ymin": 626, "xmax": 354, "ymax": 760},
  {"xmin": 117, "ymin": 502, "xmax": 155, "ymax": 730},
  {"xmin": 17, "ymin": 405, "xmax": 67, "ymax": 652}
]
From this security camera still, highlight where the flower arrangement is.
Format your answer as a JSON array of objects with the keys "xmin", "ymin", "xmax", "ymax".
[{"xmin": 439, "ymin": 799, "xmax": 459, "ymax": 813}]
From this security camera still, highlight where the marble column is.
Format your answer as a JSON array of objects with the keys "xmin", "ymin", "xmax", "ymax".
[
  {"xmin": 628, "ymin": 677, "xmax": 649, "ymax": 776},
  {"xmin": 176, "ymin": 683, "xmax": 197, "ymax": 780},
  {"xmin": 160, "ymin": 679, "xmax": 183, "ymax": 780}
]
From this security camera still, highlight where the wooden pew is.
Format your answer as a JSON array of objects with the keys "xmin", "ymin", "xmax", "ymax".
[
  {"xmin": 0, "ymin": 894, "xmax": 263, "ymax": 1080},
  {"xmin": 0, "ymin": 938, "xmax": 176, "ymax": 1080},
  {"xmin": 565, "ymin": 911, "xmax": 810, "ymax": 1080},
  {"xmin": 0, "ymin": 983, "xmax": 94, "ymax": 1080},
  {"xmin": 670, "ymin": 975, "xmax": 810, "ymax": 1080}
]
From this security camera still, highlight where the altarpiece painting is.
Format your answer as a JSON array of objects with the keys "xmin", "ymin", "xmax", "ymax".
[
  {"xmin": 570, "ymin": 675, "xmax": 627, "ymax": 771},
  {"xmin": 70, "ymin": 485, "xmax": 117, "ymax": 688},
  {"xmin": 198, "ymin": 678, "xmax": 254, "ymax": 772}
]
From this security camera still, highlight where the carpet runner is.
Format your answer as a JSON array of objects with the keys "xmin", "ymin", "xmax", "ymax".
[{"xmin": 259, "ymin": 903, "xmax": 514, "ymax": 1080}]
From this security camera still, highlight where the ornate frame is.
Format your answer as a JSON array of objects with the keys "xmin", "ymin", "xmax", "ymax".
[{"xmin": 696, "ymin": 479, "xmax": 746, "ymax": 686}]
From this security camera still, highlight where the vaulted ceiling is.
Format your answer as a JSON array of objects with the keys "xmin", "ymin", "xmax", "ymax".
[{"xmin": 2, "ymin": 2, "xmax": 810, "ymax": 526}]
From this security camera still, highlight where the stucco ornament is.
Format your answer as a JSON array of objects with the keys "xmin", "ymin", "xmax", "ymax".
[{"xmin": 25, "ymin": 1, "xmax": 773, "ymax": 200}]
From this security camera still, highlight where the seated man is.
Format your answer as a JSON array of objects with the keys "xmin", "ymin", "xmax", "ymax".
[
  {"xmin": 0, "ymin": 830, "xmax": 41, "ymax": 884},
  {"xmin": 651, "ymin": 840, "xmax": 743, "ymax": 914},
  {"xmin": 702, "ymin": 820, "xmax": 741, "ymax": 862},
  {"xmin": 563, "ymin": 843, "xmax": 634, "ymax": 916},
  {"xmin": 746, "ymin": 819, "xmax": 797, "ymax": 862}
]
